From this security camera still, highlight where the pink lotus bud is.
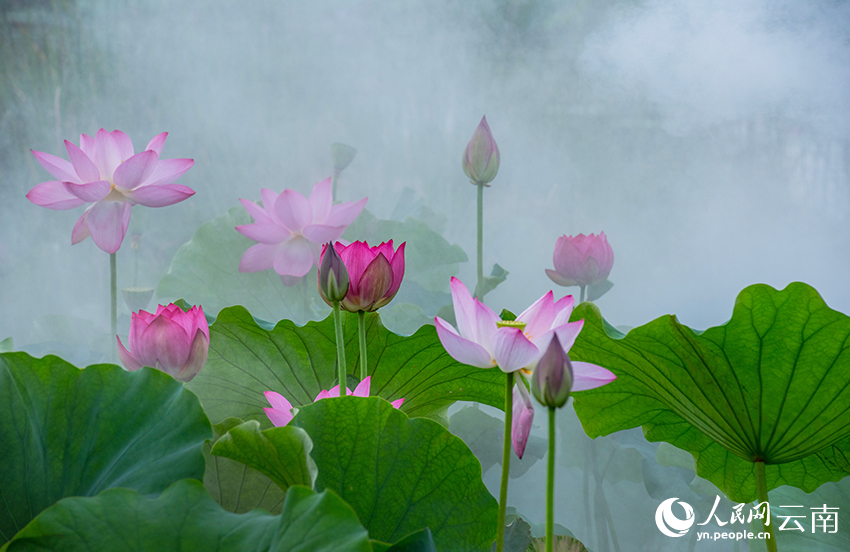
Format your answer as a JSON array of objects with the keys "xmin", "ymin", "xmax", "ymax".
[
  {"xmin": 333, "ymin": 240, "xmax": 405, "ymax": 313},
  {"xmin": 317, "ymin": 242, "xmax": 350, "ymax": 304},
  {"xmin": 531, "ymin": 334, "xmax": 574, "ymax": 409},
  {"xmin": 462, "ymin": 116, "xmax": 500, "ymax": 185},
  {"xmin": 545, "ymin": 232, "xmax": 614, "ymax": 299},
  {"xmin": 116, "ymin": 303, "xmax": 209, "ymax": 383}
]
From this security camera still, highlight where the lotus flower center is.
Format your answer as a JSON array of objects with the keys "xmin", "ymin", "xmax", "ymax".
[{"xmin": 496, "ymin": 320, "xmax": 527, "ymax": 331}]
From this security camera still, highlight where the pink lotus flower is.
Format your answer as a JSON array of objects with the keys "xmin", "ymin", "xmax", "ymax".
[
  {"xmin": 434, "ymin": 277, "xmax": 616, "ymax": 457},
  {"xmin": 264, "ymin": 376, "xmax": 404, "ymax": 427},
  {"xmin": 462, "ymin": 116, "xmax": 500, "ymax": 185},
  {"xmin": 27, "ymin": 129, "xmax": 194, "ymax": 254},
  {"xmin": 327, "ymin": 240, "xmax": 405, "ymax": 312},
  {"xmin": 116, "ymin": 303, "xmax": 209, "ymax": 383},
  {"xmin": 545, "ymin": 232, "xmax": 614, "ymax": 300},
  {"xmin": 236, "ymin": 178, "xmax": 367, "ymax": 286}
]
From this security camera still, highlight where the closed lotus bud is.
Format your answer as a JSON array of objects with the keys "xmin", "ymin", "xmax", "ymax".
[
  {"xmin": 531, "ymin": 334, "xmax": 574, "ymax": 408},
  {"xmin": 116, "ymin": 303, "xmax": 209, "ymax": 383},
  {"xmin": 317, "ymin": 242, "xmax": 350, "ymax": 304},
  {"xmin": 331, "ymin": 143, "xmax": 358, "ymax": 172},
  {"xmin": 462, "ymin": 116, "xmax": 500, "ymax": 185}
]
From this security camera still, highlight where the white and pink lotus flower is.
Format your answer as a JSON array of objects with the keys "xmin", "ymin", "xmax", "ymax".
[
  {"xmin": 27, "ymin": 129, "xmax": 195, "ymax": 254},
  {"xmin": 264, "ymin": 376, "xmax": 404, "ymax": 427},
  {"xmin": 435, "ymin": 277, "xmax": 616, "ymax": 457},
  {"xmin": 236, "ymin": 178, "xmax": 367, "ymax": 286}
]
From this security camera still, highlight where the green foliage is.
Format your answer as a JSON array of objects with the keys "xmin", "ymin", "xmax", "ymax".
[
  {"xmin": 188, "ymin": 306, "xmax": 505, "ymax": 425},
  {"xmin": 294, "ymin": 397, "xmax": 498, "ymax": 552},
  {"xmin": 474, "ymin": 263, "xmax": 509, "ymax": 300},
  {"xmin": 569, "ymin": 282, "xmax": 850, "ymax": 502},
  {"xmin": 0, "ymin": 352, "xmax": 210, "ymax": 544},
  {"xmin": 203, "ymin": 418, "xmax": 285, "ymax": 514},
  {"xmin": 210, "ymin": 420, "xmax": 317, "ymax": 493},
  {"xmin": 1, "ymin": 481, "xmax": 371, "ymax": 552}
]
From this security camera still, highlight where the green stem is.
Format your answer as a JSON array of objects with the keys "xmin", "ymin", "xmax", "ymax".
[
  {"xmin": 358, "ymin": 310, "xmax": 367, "ymax": 381},
  {"xmin": 476, "ymin": 181, "xmax": 483, "ymax": 296},
  {"xmin": 110, "ymin": 252, "xmax": 117, "ymax": 362},
  {"xmin": 754, "ymin": 461, "xmax": 777, "ymax": 552},
  {"xmin": 331, "ymin": 169, "xmax": 340, "ymax": 203},
  {"xmin": 495, "ymin": 371, "xmax": 514, "ymax": 552},
  {"xmin": 546, "ymin": 407, "xmax": 555, "ymax": 552},
  {"xmin": 333, "ymin": 302, "xmax": 347, "ymax": 396},
  {"xmin": 580, "ymin": 285, "xmax": 586, "ymax": 303}
]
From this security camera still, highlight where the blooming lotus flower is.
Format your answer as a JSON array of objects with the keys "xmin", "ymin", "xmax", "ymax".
[
  {"xmin": 116, "ymin": 303, "xmax": 209, "ymax": 383},
  {"xmin": 237, "ymin": 178, "xmax": 367, "ymax": 286},
  {"xmin": 27, "ymin": 129, "xmax": 195, "ymax": 254},
  {"xmin": 264, "ymin": 376, "xmax": 404, "ymax": 427},
  {"xmin": 329, "ymin": 240, "xmax": 405, "ymax": 312},
  {"xmin": 435, "ymin": 277, "xmax": 616, "ymax": 456},
  {"xmin": 462, "ymin": 116, "xmax": 500, "ymax": 185},
  {"xmin": 545, "ymin": 232, "xmax": 614, "ymax": 300}
]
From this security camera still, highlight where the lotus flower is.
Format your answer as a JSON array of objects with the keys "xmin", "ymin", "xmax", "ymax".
[
  {"xmin": 462, "ymin": 116, "xmax": 500, "ymax": 185},
  {"xmin": 317, "ymin": 242, "xmax": 350, "ymax": 304},
  {"xmin": 264, "ymin": 376, "xmax": 404, "ymax": 427},
  {"xmin": 545, "ymin": 232, "xmax": 614, "ymax": 300},
  {"xmin": 27, "ymin": 129, "xmax": 194, "ymax": 254},
  {"xmin": 435, "ymin": 277, "xmax": 615, "ymax": 456},
  {"xmin": 116, "ymin": 303, "xmax": 209, "ymax": 383},
  {"xmin": 237, "ymin": 178, "xmax": 367, "ymax": 286},
  {"xmin": 531, "ymin": 334, "xmax": 574, "ymax": 409},
  {"xmin": 328, "ymin": 240, "xmax": 405, "ymax": 312}
]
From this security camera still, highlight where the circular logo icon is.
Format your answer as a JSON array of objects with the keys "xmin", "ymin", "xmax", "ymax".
[{"xmin": 655, "ymin": 498, "xmax": 695, "ymax": 537}]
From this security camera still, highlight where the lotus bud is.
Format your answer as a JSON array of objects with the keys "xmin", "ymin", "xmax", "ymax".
[
  {"xmin": 462, "ymin": 115, "xmax": 500, "ymax": 185},
  {"xmin": 331, "ymin": 142, "xmax": 358, "ymax": 172},
  {"xmin": 531, "ymin": 334, "xmax": 574, "ymax": 408},
  {"xmin": 116, "ymin": 303, "xmax": 209, "ymax": 383},
  {"xmin": 318, "ymin": 242, "xmax": 350, "ymax": 304}
]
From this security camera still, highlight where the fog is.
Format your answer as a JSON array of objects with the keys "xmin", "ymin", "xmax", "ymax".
[{"xmin": 1, "ymin": 0, "xmax": 848, "ymax": 549}]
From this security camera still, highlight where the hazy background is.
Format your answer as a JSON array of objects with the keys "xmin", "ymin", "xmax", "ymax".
[{"xmin": 1, "ymin": 1, "xmax": 848, "ymax": 549}]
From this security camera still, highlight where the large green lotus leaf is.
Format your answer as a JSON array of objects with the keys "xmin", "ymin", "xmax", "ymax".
[
  {"xmin": 569, "ymin": 282, "xmax": 850, "ymax": 503},
  {"xmin": 1, "ymin": 480, "xmax": 371, "ymax": 552},
  {"xmin": 203, "ymin": 418, "xmax": 285, "ymax": 514},
  {"xmin": 211, "ymin": 420, "xmax": 317, "ymax": 493},
  {"xmin": 156, "ymin": 205, "xmax": 320, "ymax": 322},
  {"xmin": 0, "ymin": 352, "xmax": 210, "ymax": 543},
  {"xmin": 294, "ymin": 397, "xmax": 498, "ymax": 552},
  {"xmin": 187, "ymin": 306, "xmax": 504, "ymax": 425}
]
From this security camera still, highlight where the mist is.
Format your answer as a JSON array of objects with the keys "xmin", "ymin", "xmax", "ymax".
[{"xmin": 1, "ymin": 0, "xmax": 848, "ymax": 549}]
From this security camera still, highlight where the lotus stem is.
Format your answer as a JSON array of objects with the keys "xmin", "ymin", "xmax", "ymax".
[
  {"xmin": 476, "ymin": 181, "xmax": 484, "ymax": 297},
  {"xmin": 331, "ymin": 168, "xmax": 340, "ymax": 203},
  {"xmin": 580, "ymin": 285, "xmax": 586, "ymax": 303},
  {"xmin": 546, "ymin": 406, "xmax": 556, "ymax": 552},
  {"xmin": 754, "ymin": 461, "xmax": 778, "ymax": 552},
  {"xmin": 110, "ymin": 252, "xmax": 117, "ymax": 362},
  {"xmin": 358, "ymin": 310, "xmax": 367, "ymax": 381},
  {"xmin": 333, "ymin": 301, "xmax": 347, "ymax": 396},
  {"xmin": 496, "ymin": 371, "xmax": 514, "ymax": 552}
]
